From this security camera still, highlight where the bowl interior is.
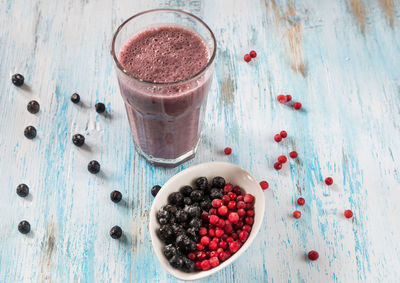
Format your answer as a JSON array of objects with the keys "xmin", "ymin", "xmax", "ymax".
[{"xmin": 149, "ymin": 161, "xmax": 265, "ymax": 281}]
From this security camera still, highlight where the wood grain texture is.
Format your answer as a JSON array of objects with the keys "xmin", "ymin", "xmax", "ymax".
[{"xmin": 1, "ymin": 0, "xmax": 400, "ymax": 282}]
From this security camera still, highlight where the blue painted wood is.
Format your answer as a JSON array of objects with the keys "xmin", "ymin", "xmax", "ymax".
[{"xmin": 1, "ymin": 0, "xmax": 400, "ymax": 282}]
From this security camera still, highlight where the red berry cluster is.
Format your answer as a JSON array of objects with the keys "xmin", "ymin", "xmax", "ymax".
[
  {"xmin": 277, "ymin": 94, "xmax": 302, "ymax": 110},
  {"xmin": 192, "ymin": 184, "xmax": 255, "ymax": 271},
  {"xmin": 274, "ymin": 130, "xmax": 288, "ymax": 143},
  {"xmin": 244, "ymin": 50, "xmax": 257, "ymax": 62}
]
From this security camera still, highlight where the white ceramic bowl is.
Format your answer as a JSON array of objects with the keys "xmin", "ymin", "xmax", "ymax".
[{"xmin": 149, "ymin": 161, "xmax": 265, "ymax": 281}]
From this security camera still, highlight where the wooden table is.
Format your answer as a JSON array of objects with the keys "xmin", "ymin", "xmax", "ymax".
[{"xmin": 1, "ymin": 0, "xmax": 399, "ymax": 282}]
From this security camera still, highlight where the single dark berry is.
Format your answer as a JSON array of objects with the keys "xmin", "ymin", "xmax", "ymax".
[
  {"xmin": 110, "ymin": 225, "xmax": 123, "ymax": 239},
  {"xmin": 325, "ymin": 177, "xmax": 333, "ymax": 186},
  {"xmin": 308, "ymin": 250, "xmax": 319, "ymax": 261},
  {"xmin": 181, "ymin": 257, "xmax": 195, "ymax": 272},
  {"xmin": 72, "ymin": 134, "xmax": 85, "ymax": 147},
  {"xmin": 200, "ymin": 199, "xmax": 212, "ymax": 211},
  {"xmin": 163, "ymin": 244, "xmax": 178, "ymax": 259},
  {"xmin": 27, "ymin": 100, "xmax": 40, "ymax": 114},
  {"xmin": 71, "ymin": 93, "xmax": 80, "ymax": 103},
  {"xmin": 259, "ymin": 181, "xmax": 269, "ymax": 190},
  {"xmin": 24, "ymin": 126, "xmax": 37, "ymax": 139},
  {"xmin": 212, "ymin": 176, "xmax": 226, "ymax": 188},
  {"xmin": 175, "ymin": 210, "xmax": 188, "ymax": 223},
  {"xmin": 244, "ymin": 54, "xmax": 251, "ymax": 62},
  {"xmin": 110, "ymin": 190, "xmax": 122, "ymax": 203},
  {"xmin": 180, "ymin": 185, "xmax": 193, "ymax": 197},
  {"xmin": 168, "ymin": 192, "xmax": 184, "ymax": 206},
  {"xmin": 183, "ymin": 197, "xmax": 192, "ymax": 205},
  {"xmin": 344, "ymin": 209, "xmax": 353, "ymax": 218},
  {"xmin": 186, "ymin": 227, "xmax": 199, "ymax": 242},
  {"xmin": 289, "ymin": 151, "xmax": 298, "ymax": 158},
  {"xmin": 277, "ymin": 94, "xmax": 287, "ymax": 103},
  {"xmin": 87, "ymin": 160, "xmax": 100, "ymax": 174},
  {"xmin": 16, "ymin": 184, "xmax": 29, "ymax": 197},
  {"xmin": 297, "ymin": 197, "xmax": 305, "ymax": 206},
  {"xmin": 249, "ymin": 50, "xmax": 257, "ymax": 58},
  {"xmin": 169, "ymin": 255, "xmax": 184, "ymax": 269},
  {"xmin": 293, "ymin": 102, "xmax": 302, "ymax": 110},
  {"xmin": 151, "ymin": 185, "xmax": 161, "ymax": 197},
  {"xmin": 210, "ymin": 188, "xmax": 223, "ymax": 200},
  {"xmin": 18, "ymin": 220, "xmax": 30, "ymax": 234},
  {"xmin": 95, "ymin": 102, "xmax": 106, "ymax": 113},
  {"xmin": 171, "ymin": 224, "xmax": 186, "ymax": 237},
  {"xmin": 184, "ymin": 205, "xmax": 201, "ymax": 219},
  {"xmin": 190, "ymin": 190, "xmax": 204, "ymax": 202},
  {"xmin": 224, "ymin": 147, "xmax": 232, "ymax": 155},
  {"xmin": 158, "ymin": 225, "xmax": 174, "ymax": 243},
  {"xmin": 188, "ymin": 218, "xmax": 202, "ymax": 229},
  {"xmin": 12, "ymin": 74, "xmax": 24, "ymax": 86},
  {"xmin": 157, "ymin": 208, "xmax": 170, "ymax": 222},
  {"xmin": 195, "ymin": 177, "xmax": 208, "ymax": 190}
]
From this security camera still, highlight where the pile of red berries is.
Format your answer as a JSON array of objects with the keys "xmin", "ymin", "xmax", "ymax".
[{"xmin": 190, "ymin": 184, "xmax": 255, "ymax": 271}]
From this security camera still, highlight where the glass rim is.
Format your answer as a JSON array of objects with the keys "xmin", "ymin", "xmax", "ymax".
[{"xmin": 110, "ymin": 8, "xmax": 217, "ymax": 86}]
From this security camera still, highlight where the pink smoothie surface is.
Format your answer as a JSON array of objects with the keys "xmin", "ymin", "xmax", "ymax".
[{"xmin": 116, "ymin": 26, "xmax": 213, "ymax": 162}]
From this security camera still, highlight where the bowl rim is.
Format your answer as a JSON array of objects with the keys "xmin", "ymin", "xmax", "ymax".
[{"xmin": 149, "ymin": 161, "xmax": 265, "ymax": 281}]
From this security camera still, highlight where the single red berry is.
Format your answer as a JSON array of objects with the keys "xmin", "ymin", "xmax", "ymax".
[
  {"xmin": 201, "ymin": 213, "xmax": 209, "ymax": 222},
  {"xmin": 228, "ymin": 201, "xmax": 236, "ymax": 210},
  {"xmin": 278, "ymin": 155, "xmax": 287, "ymax": 164},
  {"xmin": 216, "ymin": 248, "xmax": 224, "ymax": 254},
  {"xmin": 229, "ymin": 241, "xmax": 241, "ymax": 253},
  {"xmin": 293, "ymin": 102, "xmax": 302, "ymax": 110},
  {"xmin": 208, "ymin": 241, "xmax": 218, "ymax": 250},
  {"xmin": 199, "ymin": 227, "xmax": 208, "ymax": 236},
  {"xmin": 222, "ymin": 195, "xmax": 231, "ymax": 205},
  {"xmin": 274, "ymin": 134, "xmax": 282, "ymax": 142},
  {"xmin": 235, "ymin": 220, "xmax": 244, "ymax": 229},
  {"xmin": 219, "ymin": 251, "xmax": 230, "ymax": 261},
  {"xmin": 226, "ymin": 237, "xmax": 234, "ymax": 243},
  {"xmin": 246, "ymin": 202, "xmax": 254, "ymax": 209},
  {"xmin": 212, "ymin": 236, "xmax": 219, "ymax": 243},
  {"xmin": 224, "ymin": 224, "xmax": 233, "ymax": 234},
  {"xmin": 224, "ymin": 147, "xmax": 232, "ymax": 155},
  {"xmin": 223, "ymin": 184, "xmax": 233, "ymax": 193},
  {"xmin": 249, "ymin": 50, "xmax": 257, "ymax": 58},
  {"xmin": 247, "ymin": 209, "xmax": 254, "ymax": 217},
  {"xmin": 244, "ymin": 54, "xmax": 251, "ymax": 62},
  {"xmin": 286, "ymin": 95, "xmax": 292, "ymax": 102},
  {"xmin": 209, "ymin": 208, "xmax": 217, "ymax": 215},
  {"xmin": 215, "ymin": 228, "xmax": 224, "ymax": 237},
  {"xmin": 201, "ymin": 236, "xmax": 210, "ymax": 246},
  {"xmin": 218, "ymin": 205, "xmax": 228, "ymax": 216},
  {"xmin": 277, "ymin": 94, "xmax": 287, "ymax": 103},
  {"xmin": 243, "ymin": 225, "xmax": 252, "ymax": 233},
  {"xmin": 237, "ymin": 201, "xmax": 246, "ymax": 209},
  {"xmin": 259, "ymin": 181, "xmax": 269, "ymax": 190},
  {"xmin": 209, "ymin": 215, "xmax": 219, "ymax": 225},
  {"xmin": 293, "ymin": 210, "xmax": 301, "ymax": 219},
  {"xmin": 308, "ymin": 250, "xmax": 319, "ymax": 261},
  {"xmin": 344, "ymin": 209, "xmax": 353, "ymax": 218},
  {"xmin": 228, "ymin": 212, "xmax": 240, "ymax": 223},
  {"xmin": 289, "ymin": 151, "xmax": 298, "ymax": 158},
  {"xmin": 209, "ymin": 251, "xmax": 218, "ymax": 258},
  {"xmin": 196, "ymin": 251, "xmax": 207, "ymax": 261},
  {"xmin": 231, "ymin": 232, "xmax": 238, "ymax": 240},
  {"xmin": 245, "ymin": 217, "xmax": 254, "ymax": 225},
  {"xmin": 297, "ymin": 197, "xmax": 305, "ymax": 206},
  {"xmin": 243, "ymin": 194, "xmax": 255, "ymax": 204},
  {"xmin": 280, "ymin": 130, "xmax": 287, "ymax": 138},
  {"xmin": 274, "ymin": 162, "xmax": 282, "ymax": 170},
  {"xmin": 237, "ymin": 208, "xmax": 246, "ymax": 217},
  {"xmin": 238, "ymin": 230, "xmax": 249, "ymax": 242},
  {"xmin": 218, "ymin": 241, "xmax": 228, "ymax": 249},
  {"xmin": 196, "ymin": 243, "xmax": 204, "ymax": 251},
  {"xmin": 209, "ymin": 256, "xmax": 220, "ymax": 267},
  {"xmin": 325, "ymin": 177, "xmax": 333, "ymax": 186},
  {"xmin": 212, "ymin": 199, "xmax": 223, "ymax": 208},
  {"xmin": 216, "ymin": 218, "xmax": 225, "ymax": 228},
  {"xmin": 195, "ymin": 261, "xmax": 202, "ymax": 270},
  {"xmin": 188, "ymin": 253, "xmax": 196, "ymax": 260},
  {"xmin": 208, "ymin": 228, "xmax": 215, "ymax": 237},
  {"xmin": 227, "ymin": 192, "xmax": 237, "ymax": 200},
  {"xmin": 201, "ymin": 259, "xmax": 211, "ymax": 270},
  {"xmin": 237, "ymin": 195, "xmax": 244, "ymax": 202},
  {"xmin": 233, "ymin": 186, "xmax": 242, "ymax": 195}
]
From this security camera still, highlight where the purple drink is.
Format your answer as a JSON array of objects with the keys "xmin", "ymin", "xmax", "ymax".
[{"xmin": 111, "ymin": 10, "xmax": 216, "ymax": 167}]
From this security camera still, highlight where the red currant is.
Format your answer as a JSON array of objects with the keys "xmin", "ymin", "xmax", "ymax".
[
  {"xmin": 277, "ymin": 94, "xmax": 287, "ymax": 103},
  {"xmin": 344, "ymin": 209, "xmax": 353, "ymax": 218},
  {"xmin": 224, "ymin": 147, "xmax": 232, "ymax": 155},
  {"xmin": 259, "ymin": 180, "xmax": 269, "ymax": 190},
  {"xmin": 274, "ymin": 134, "xmax": 282, "ymax": 142},
  {"xmin": 278, "ymin": 155, "xmax": 287, "ymax": 163},
  {"xmin": 325, "ymin": 177, "xmax": 333, "ymax": 186},
  {"xmin": 308, "ymin": 250, "xmax": 319, "ymax": 261},
  {"xmin": 297, "ymin": 197, "xmax": 305, "ymax": 206},
  {"xmin": 200, "ymin": 259, "xmax": 211, "ymax": 270},
  {"xmin": 274, "ymin": 162, "xmax": 282, "ymax": 170},
  {"xmin": 249, "ymin": 50, "xmax": 257, "ymax": 58},
  {"xmin": 280, "ymin": 130, "xmax": 287, "ymax": 138},
  {"xmin": 286, "ymin": 95, "xmax": 292, "ymax": 102},
  {"xmin": 289, "ymin": 151, "xmax": 298, "ymax": 158},
  {"xmin": 293, "ymin": 210, "xmax": 301, "ymax": 219},
  {"xmin": 244, "ymin": 54, "xmax": 251, "ymax": 62},
  {"xmin": 293, "ymin": 102, "xmax": 302, "ymax": 110}
]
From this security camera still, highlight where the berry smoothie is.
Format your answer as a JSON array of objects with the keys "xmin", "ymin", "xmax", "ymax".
[{"xmin": 116, "ymin": 26, "xmax": 213, "ymax": 165}]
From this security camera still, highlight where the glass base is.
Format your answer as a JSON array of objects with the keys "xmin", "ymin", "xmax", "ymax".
[{"xmin": 134, "ymin": 140, "xmax": 200, "ymax": 167}]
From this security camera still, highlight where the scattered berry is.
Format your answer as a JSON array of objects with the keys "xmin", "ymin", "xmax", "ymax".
[
  {"xmin": 297, "ymin": 197, "xmax": 305, "ymax": 206},
  {"xmin": 110, "ymin": 190, "xmax": 122, "ymax": 203},
  {"xmin": 244, "ymin": 54, "xmax": 251, "ymax": 62},
  {"xmin": 289, "ymin": 151, "xmax": 298, "ymax": 158},
  {"xmin": 12, "ymin": 74, "xmax": 24, "ymax": 86},
  {"xmin": 110, "ymin": 225, "xmax": 123, "ymax": 239},
  {"xmin": 286, "ymin": 95, "xmax": 292, "ymax": 102},
  {"xmin": 293, "ymin": 211, "xmax": 301, "ymax": 219},
  {"xmin": 18, "ymin": 220, "xmax": 31, "ymax": 234},
  {"xmin": 88, "ymin": 160, "xmax": 100, "ymax": 174},
  {"xmin": 280, "ymin": 130, "xmax": 287, "ymax": 138},
  {"xmin": 325, "ymin": 177, "xmax": 333, "ymax": 186},
  {"xmin": 259, "ymin": 181, "xmax": 269, "ymax": 190},
  {"xmin": 278, "ymin": 155, "xmax": 287, "ymax": 164},
  {"xmin": 274, "ymin": 134, "xmax": 282, "ymax": 142},
  {"xmin": 277, "ymin": 94, "xmax": 287, "ymax": 103},
  {"xmin": 308, "ymin": 250, "xmax": 319, "ymax": 261},
  {"xmin": 27, "ymin": 100, "xmax": 40, "ymax": 114},
  {"xmin": 24, "ymin": 126, "xmax": 37, "ymax": 139},
  {"xmin": 293, "ymin": 102, "xmax": 302, "ymax": 110},
  {"xmin": 16, "ymin": 184, "xmax": 29, "ymax": 197},
  {"xmin": 71, "ymin": 93, "xmax": 80, "ymax": 103},
  {"xmin": 344, "ymin": 209, "xmax": 353, "ymax": 218},
  {"xmin": 151, "ymin": 185, "xmax": 161, "ymax": 197},
  {"xmin": 224, "ymin": 147, "xmax": 232, "ymax": 155},
  {"xmin": 274, "ymin": 162, "xmax": 282, "ymax": 170},
  {"xmin": 72, "ymin": 134, "xmax": 85, "ymax": 147},
  {"xmin": 249, "ymin": 50, "xmax": 257, "ymax": 58},
  {"xmin": 95, "ymin": 102, "xmax": 106, "ymax": 113}
]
